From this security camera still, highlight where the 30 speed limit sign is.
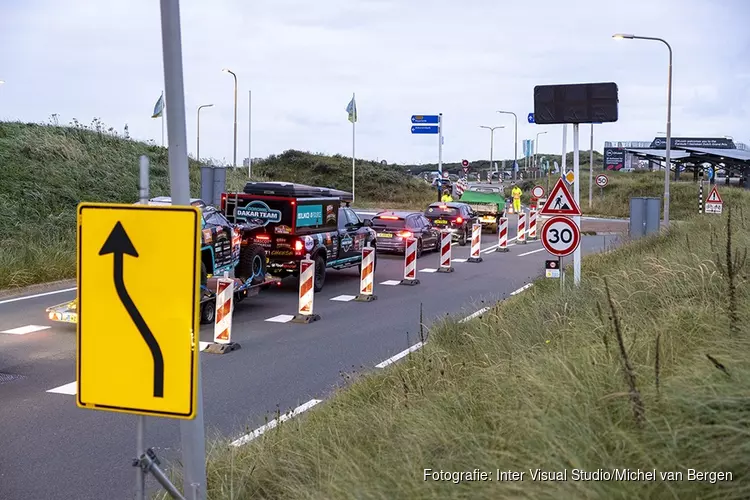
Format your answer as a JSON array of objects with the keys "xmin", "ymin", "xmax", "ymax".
[
  {"xmin": 595, "ymin": 174, "xmax": 609, "ymax": 188},
  {"xmin": 541, "ymin": 216, "xmax": 581, "ymax": 257}
]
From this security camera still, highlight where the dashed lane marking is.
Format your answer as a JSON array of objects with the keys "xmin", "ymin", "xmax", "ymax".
[
  {"xmin": 229, "ymin": 399, "xmax": 322, "ymax": 447},
  {"xmin": 380, "ymin": 280, "xmax": 401, "ymax": 286},
  {"xmin": 330, "ymin": 295, "xmax": 356, "ymax": 302},
  {"xmin": 265, "ymin": 314, "xmax": 295, "ymax": 323},
  {"xmin": 375, "ymin": 342, "xmax": 424, "ymax": 368},
  {"xmin": 458, "ymin": 306, "xmax": 491, "ymax": 323},
  {"xmin": 510, "ymin": 283, "xmax": 533, "ymax": 296},
  {"xmin": 0, "ymin": 287, "xmax": 77, "ymax": 306},
  {"xmin": 452, "ymin": 258, "xmax": 468, "ymax": 263},
  {"xmin": 1, "ymin": 325, "xmax": 51, "ymax": 335},
  {"xmin": 517, "ymin": 248, "xmax": 545, "ymax": 257},
  {"xmin": 47, "ymin": 382, "xmax": 77, "ymax": 395},
  {"xmin": 419, "ymin": 268, "xmax": 437, "ymax": 273}
]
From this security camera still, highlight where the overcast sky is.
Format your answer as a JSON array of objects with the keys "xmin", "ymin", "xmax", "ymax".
[{"xmin": 2, "ymin": 0, "xmax": 749, "ymax": 166}]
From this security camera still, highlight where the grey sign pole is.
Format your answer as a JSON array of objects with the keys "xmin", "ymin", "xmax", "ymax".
[
  {"xmin": 136, "ymin": 155, "xmax": 150, "ymax": 500},
  {"xmin": 158, "ymin": 1, "xmax": 207, "ymax": 499}
]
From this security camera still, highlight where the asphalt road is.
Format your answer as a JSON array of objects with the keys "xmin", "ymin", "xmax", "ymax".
[{"xmin": 0, "ymin": 214, "xmax": 620, "ymax": 500}]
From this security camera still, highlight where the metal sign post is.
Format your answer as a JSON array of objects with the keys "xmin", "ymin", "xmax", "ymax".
[
  {"xmin": 438, "ymin": 113, "xmax": 443, "ymax": 201},
  {"xmin": 573, "ymin": 123, "xmax": 581, "ymax": 286},
  {"xmin": 137, "ymin": 155, "xmax": 149, "ymax": 500},
  {"xmin": 159, "ymin": 0, "xmax": 207, "ymax": 498}
]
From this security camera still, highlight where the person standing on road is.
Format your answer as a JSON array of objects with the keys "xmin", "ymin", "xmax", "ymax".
[
  {"xmin": 511, "ymin": 183, "xmax": 522, "ymax": 213},
  {"xmin": 441, "ymin": 188, "xmax": 453, "ymax": 202}
]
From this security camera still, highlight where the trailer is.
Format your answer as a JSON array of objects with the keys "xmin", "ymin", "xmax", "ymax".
[{"xmin": 45, "ymin": 274, "xmax": 280, "ymax": 326}]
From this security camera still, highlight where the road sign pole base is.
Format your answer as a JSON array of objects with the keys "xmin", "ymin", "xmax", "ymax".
[
  {"xmin": 496, "ymin": 246, "xmax": 509, "ymax": 252},
  {"xmin": 203, "ymin": 342, "xmax": 241, "ymax": 355},
  {"xmin": 399, "ymin": 278, "xmax": 420, "ymax": 286},
  {"xmin": 292, "ymin": 313, "xmax": 321, "ymax": 324},
  {"xmin": 437, "ymin": 266, "xmax": 455, "ymax": 273},
  {"xmin": 354, "ymin": 294, "xmax": 377, "ymax": 302},
  {"xmin": 467, "ymin": 256, "xmax": 483, "ymax": 263}
]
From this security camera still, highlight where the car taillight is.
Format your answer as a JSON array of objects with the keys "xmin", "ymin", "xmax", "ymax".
[
  {"xmin": 294, "ymin": 240, "xmax": 304, "ymax": 251},
  {"xmin": 398, "ymin": 230, "xmax": 413, "ymax": 238},
  {"xmin": 255, "ymin": 234, "xmax": 270, "ymax": 241},
  {"xmin": 379, "ymin": 215, "xmax": 399, "ymax": 220},
  {"xmin": 456, "ymin": 217, "xmax": 463, "ymax": 224}
]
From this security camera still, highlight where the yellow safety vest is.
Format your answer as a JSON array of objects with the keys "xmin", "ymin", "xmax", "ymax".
[
  {"xmin": 441, "ymin": 194, "xmax": 453, "ymax": 202},
  {"xmin": 512, "ymin": 188, "xmax": 522, "ymax": 200}
]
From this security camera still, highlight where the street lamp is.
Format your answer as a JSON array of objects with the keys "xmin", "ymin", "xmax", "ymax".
[
  {"xmin": 535, "ymin": 131, "xmax": 547, "ymax": 172},
  {"xmin": 222, "ymin": 68, "xmax": 238, "ymax": 168},
  {"xmin": 479, "ymin": 125, "xmax": 504, "ymax": 180},
  {"xmin": 496, "ymin": 111, "xmax": 518, "ymax": 181},
  {"xmin": 613, "ymin": 33, "xmax": 673, "ymax": 226},
  {"xmin": 197, "ymin": 104, "xmax": 214, "ymax": 163}
]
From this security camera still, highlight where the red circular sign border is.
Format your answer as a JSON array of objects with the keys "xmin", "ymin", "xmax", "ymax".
[{"xmin": 541, "ymin": 216, "xmax": 581, "ymax": 257}]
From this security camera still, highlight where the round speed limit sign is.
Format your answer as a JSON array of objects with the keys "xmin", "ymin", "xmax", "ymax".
[
  {"xmin": 541, "ymin": 216, "xmax": 581, "ymax": 257},
  {"xmin": 595, "ymin": 174, "xmax": 609, "ymax": 188}
]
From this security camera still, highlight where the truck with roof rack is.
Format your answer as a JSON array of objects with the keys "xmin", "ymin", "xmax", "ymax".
[{"xmin": 220, "ymin": 181, "xmax": 377, "ymax": 292}]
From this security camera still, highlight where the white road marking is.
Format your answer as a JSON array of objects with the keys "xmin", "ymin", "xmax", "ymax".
[
  {"xmin": 380, "ymin": 280, "xmax": 401, "ymax": 286},
  {"xmin": 419, "ymin": 268, "xmax": 437, "ymax": 273},
  {"xmin": 229, "ymin": 399, "xmax": 322, "ymax": 447},
  {"xmin": 517, "ymin": 248, "xmax": 545, "ymax": 257},
  {"xmin": 480, "ymin": 236, "xmax": 518, "ymax": 254},
  {"xmin": 510, "ymin": 283, "xmax": 533, "ymax": 296},
  {"xmin": 265, "ymin": 314, "xmax": 295, "ymax": 323},
  {"xmin": 1, "ymin": 325, "xmax": 51, "ymax": 335},
  {"xmin": 47, "ymin": 381, "xmax": 77, "ymax": 395},
  {"xmin": 0, "ymin": 287, "xmax": 77, "ymax": 306},
  {"xmin": 458, "ymin": 306, "xmax": 491, "ymax": 323},
  {"xmin": 199, "ymin": 341, "xmax": 210, "ymax": 351},
  {"xmin": 375, "ymin": 342, "xmax": 424, "ymax": 368},
  {"xmin": 330, "ymin": 294, "xmax": 356, "ymax": 302},
  {"xmin": 452, "ymin": 258, "xmax": 468, "ymax": 263}
]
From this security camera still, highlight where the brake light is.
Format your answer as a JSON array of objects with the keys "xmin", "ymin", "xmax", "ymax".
[
  {"xmin": 398, "ymin": 230, "xmax": 413, "ymax": 238},
  {"xmin": 379, "ymin": 215, "xmax": 399, "ymax": 220},
  {"xmin": 255, "ymin": 234, "xmax": 270, "ymax": 241},
  {"xmin": 294, "ymin": 240, "xmax": 304, "ymax": 251},
  {"xmin": 456, "ymin": 217, "xmax": 463, "ymax": 224},
  {"xmin": 438, "ymin": 204, "xmax": 448, "ymax": 209}
]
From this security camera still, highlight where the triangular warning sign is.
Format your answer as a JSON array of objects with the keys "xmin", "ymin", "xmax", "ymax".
[
  {"xmin": 706, "ymin": 186, "xmax": 723, "ymax": 204},
  {"xmin": 539, "ymin": 178, "xmax": 582, "ymax": 216}
]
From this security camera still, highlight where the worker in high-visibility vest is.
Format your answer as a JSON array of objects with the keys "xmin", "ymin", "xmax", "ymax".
[
  {"xmin": 441, "ymin": 188, "xmax": 453, "ymax": 202},
  {"xmin": 511, "ymin": 183, "xmax": 522, "ymax": 213}
]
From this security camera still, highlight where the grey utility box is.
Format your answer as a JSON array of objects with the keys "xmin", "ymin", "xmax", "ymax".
[
  {"xmin": 629, "ymin": 197, "xmax": 661, "ymax": 239},
  {"xmin": 200, "ymin": 165, "xmax": 228, "ymax": 208}
]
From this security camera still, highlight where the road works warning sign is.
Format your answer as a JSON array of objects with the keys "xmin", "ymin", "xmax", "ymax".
[{"xmin": 705, "ymin": 186, "xmax": 723, "ymax": 214}]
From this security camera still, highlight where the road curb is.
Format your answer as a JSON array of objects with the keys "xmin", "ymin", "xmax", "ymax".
[{"xmin": 0, "ymin": 279, "xmax": 76, "ymax": 300}]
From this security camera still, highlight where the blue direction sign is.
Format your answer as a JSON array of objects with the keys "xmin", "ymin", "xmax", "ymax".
[
  {"xmin": 411, "ymin": 115, "xmax": 439, "ymax": 124},
  {"xmin": 411, "ymin": 125, "xmax": 439, "ymax": 134},
  {"xmin": 528, "ymin": 113, "xmax": 535, "ymax": 124}
]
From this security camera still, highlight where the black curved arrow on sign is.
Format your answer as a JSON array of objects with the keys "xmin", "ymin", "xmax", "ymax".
[{"xmin": 99, "ymin": 221, "xmax": 164, "ymax": 398}]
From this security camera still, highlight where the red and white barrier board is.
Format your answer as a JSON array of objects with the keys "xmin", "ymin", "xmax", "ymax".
[
  {"xmin": 400, "ymin": 237, "xmax": 420, "ymax": 285},
  {"xmin": 437, "ymin": 230, "xmax": 454, "ymax": 272},
  {"xmin": 468, "ymin": 223, "xmax": 483, "ymax": 262},
  {"xmin": 528, "ymin": 210, "xmax": 538, "ymax": 240},
  {"xmin": 517, "ymin": 211, "xmax": 527, "ymax": 244},
  {"xmin": 213, "ymin": 277, "xmax": 234, "ymax": 344},
  {"xmin": 355, "ymin": 244, "xmax": 377, "ymax": 301},
  {"xmin": 292, "ymin": 255, "xmax": 320, "ymax": 323},
  {"xmin": 496, "ymin": 217, "xmax": 509, "ymax": 252}
]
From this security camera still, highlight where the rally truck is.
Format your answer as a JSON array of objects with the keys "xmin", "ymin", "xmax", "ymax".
[
  {"xmin": 458, "ymin": 188, "xmax": 506, "ymax": 233},
  {"xmin": 45, "ymin": 197, "xmax": 279, "ymax": 326},
  {"xmin": 220, "ymin": 181, "xmax": 377, "ymax": 292}
]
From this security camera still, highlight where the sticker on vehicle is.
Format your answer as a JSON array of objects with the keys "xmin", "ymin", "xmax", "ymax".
[
  {"xmin": 297, "ymin": 205, "xmax": 324, "ymax": 227},
  {"xmin": 325, "ymin": 204, "xmax": 336, "ymax": 224},
  {"xmin": 341, "ymin": 234, "xmax": 353, "ymax": 252},
  {"xmin": 236, "ymin": 201, "xmax": 283, "ymax": 226},
  {"xmin": 275, "ymin": 224, "xmax": 292, "ymax": 234}
]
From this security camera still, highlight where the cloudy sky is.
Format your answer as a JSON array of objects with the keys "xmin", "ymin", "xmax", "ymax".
[{"xmin": 2, "ymin": 0, "xmax": 749, "ymax": 166}]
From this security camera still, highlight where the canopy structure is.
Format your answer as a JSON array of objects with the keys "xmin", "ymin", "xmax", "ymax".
[
  {"xmin": 624, "ymin": 149, "xmax": 692, "ymax": 162},
  {"xmin": 679, "ymin": 147, "xmax": 750, "ymax": 165}
]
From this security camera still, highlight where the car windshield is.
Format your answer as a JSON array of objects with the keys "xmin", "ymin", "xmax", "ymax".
[
  {"xmin": 372, "ymin": 216, "xmax": 406, "ymax": 228},
  {"xmin": 425, "ymin": 205, "xmax": 459, "ymax": 217}
]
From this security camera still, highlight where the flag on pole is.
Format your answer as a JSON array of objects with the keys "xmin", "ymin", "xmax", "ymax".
[
  {"xmin": 152, "ymin": 93, "xmax": 165, "ymax": 118},
  {"xmin": 346, "ymin": 95, "xmax": 357, "ymax": 123}
]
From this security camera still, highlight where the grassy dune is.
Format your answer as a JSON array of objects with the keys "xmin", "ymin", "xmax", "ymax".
[
  {"xmin": 0, "ymin": 121, "xmax": 433, "ymax": 289},
  {"xmin": 189, "ymin": 197, "xmax": 750, "ymax": 499}
]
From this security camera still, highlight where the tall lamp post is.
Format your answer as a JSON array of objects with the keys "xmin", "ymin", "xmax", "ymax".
[
  {"xmin": 496, "ymin": 110, "xmax": 518, "ymax": 181},
  {"xmin": 222, "ymin": 68, "xmax": 238, "ymax": 168},
  {"xmin": 479, "ymin": 125, "xmax": 504, "ymax": 180},
  {"xmin": 196, "ymin": 104, "xmax": 214, "ymax": 163},
  {"xmin": 613, "ymin": 33, "xmax": 673, "ymax": 226},
  {"xmin": 535, "ymin": 131, "xmax": 547, "ymax": 174}
]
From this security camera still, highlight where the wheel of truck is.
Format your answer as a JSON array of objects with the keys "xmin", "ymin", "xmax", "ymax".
[
  {"xmin": 237, "ymin": 244, "xmax": 267, "ymax": 285},
  {"xmin": 200, "ymin": 299, "xmax": 216, "ymax": 325},
  {"xmin": 459, "ymin": 227, "xmax": 468, "ymax": 246},
  {"xmin": 313, "ymin": 254, "xmax": 326, "ymax": 293}
]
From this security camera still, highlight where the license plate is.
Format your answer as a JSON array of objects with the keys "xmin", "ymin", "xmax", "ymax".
[
  {"xmin": 377, "ymin": 232, "xmax": 393, "ymax": 238},
  {"xmin": 434, "ymin": 219, "xmax": 447, "ymax": 224},
  {"xmin": 481, "ymin": 216, "xmax": 495, "ymax": 223}
]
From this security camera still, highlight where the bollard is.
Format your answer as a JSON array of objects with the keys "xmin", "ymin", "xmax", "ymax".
[
  {"xmin": 496, "ymin": 217, "xmax": 509, "ymax": 252},
  {"xmin": 437, "ymin": 230, "xmax": 454, "ymax": 273},
  {"xmin": 528, "ymin": 210, "xmax": 538, "ymax": 240},
  {"xmin": 517, "ymin": 211, "xmax": 527, "ymax": 244},
  {"xmin": 467, "ymin": 223, "xmax": 483, "ymax": 263},
  {"xmin": 400, "ymin": 237, "xmax": 420, "ymax": 285},
  {"xmin": 203, "ymin": 275, "xmax": 241, "ymax": 354},
  {"xmin": 355, "ymin": 244, "xmax": 377, "ymax": 301},
  {"xmin": 292, "ymin": 254, "xmax": 320, "ymax": 323}
]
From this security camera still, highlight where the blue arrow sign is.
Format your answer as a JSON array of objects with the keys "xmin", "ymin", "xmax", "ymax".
[
  {"xmin": 411, "ymin": 115, "xmax": 439, "ymax": 124},
  {"xmin": 411, "ymin": 125, "xmax": 439, "ymax": 134},
  {"xmin": 528, "ymin": 113, "xmax": 534, "ymax": 124}
]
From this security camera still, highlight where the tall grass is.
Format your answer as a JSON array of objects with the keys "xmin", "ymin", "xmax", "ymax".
[
  {"xmin": 0, "ymin": 121, "xmax": 433, "ymax": 289},
  {"xmin": 182, "ymin": 195, "xmax": 750, "ymax": 500}
]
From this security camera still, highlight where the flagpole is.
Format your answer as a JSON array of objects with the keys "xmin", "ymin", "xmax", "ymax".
[
  {"xmin": 161, "ymin": 91, "xmax": 165, "ymax": 147},
  {"xmin": 352, "ymin": 93, "xmax": 356, "ymax": 203}
]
